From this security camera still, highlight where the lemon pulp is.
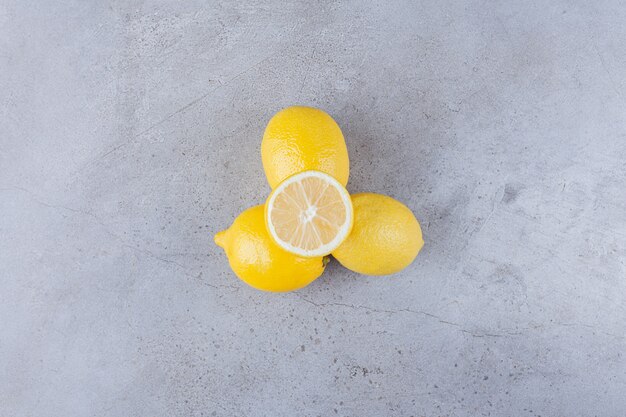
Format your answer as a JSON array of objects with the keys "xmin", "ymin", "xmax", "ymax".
[{"xmin": 266, "ymin": 170, "xmax": 353, "ymax": 257}]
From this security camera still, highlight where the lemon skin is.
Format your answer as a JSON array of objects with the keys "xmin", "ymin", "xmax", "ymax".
[
  {"xmin": 332, "ymin": 193, "xmax": 424, "ymax": 276},
  {"xmin": 214, "ymin": 205, "xmax": 327, "ymax": 292},
  {"xmin": 261, "ymin": 106, "xmax": 350, "ymax": 189}
]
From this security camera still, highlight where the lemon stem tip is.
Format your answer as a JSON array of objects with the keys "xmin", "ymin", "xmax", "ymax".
[{"xmin": 214, "ymin": 230, "xmax": 227, "ymax": 248}]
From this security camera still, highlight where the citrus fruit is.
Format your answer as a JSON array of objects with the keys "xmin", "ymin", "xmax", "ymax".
[
  {"xmin": 332, "ymin": 193, "xmax": 424, "ymax": 275},
  {"xmin": 214, "ymin": 205, "xmax": 327, "ymax": 292},
  {"xmin": 261, "ymin": 106, "xmax": 349, "ymax": 188},
  {"xmin": 265, "ymin": 170, "xmax": 353, "ymax": 258}
]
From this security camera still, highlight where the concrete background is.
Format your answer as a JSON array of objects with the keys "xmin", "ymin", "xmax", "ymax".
[{"xmin": 1, "ymin": 1, "xmax": 625, "ymax": 416}]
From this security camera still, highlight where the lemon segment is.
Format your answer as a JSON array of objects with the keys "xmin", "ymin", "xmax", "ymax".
[{"xmin": 265, "ymin": 170, "xmax": 353, "ymax": 257}]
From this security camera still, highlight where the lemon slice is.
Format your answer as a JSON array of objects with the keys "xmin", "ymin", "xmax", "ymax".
[{"xmin": 265, "ymin": 170, "xmax": 353, "ymax": 257}]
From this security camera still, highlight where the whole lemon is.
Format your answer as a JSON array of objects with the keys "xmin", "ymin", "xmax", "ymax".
[
  {"xmin": 261, "ymin": 106, "xmax": 349, "ymax": 188},
  {"xmin": 214, "ymin": 205, "xmax": 327, "ymax": 292},
  {"xmin": 332, "ymin": 193, "xmax": 424, "ymax": 275}
]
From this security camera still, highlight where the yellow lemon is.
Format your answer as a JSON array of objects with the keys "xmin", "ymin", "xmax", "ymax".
[
  {"xmin": 332, "ymin": 193, "xmax": 424, "ymax": 275},
  {"xmin": 214, "ymin": 205, "xmax": 327, "ymax": 292},
  {"xmin": 261, "ymin": 106, "xmax": 349, "ymax": 189},
  {"xmin": 265, "ymin": 170, "xmax": 353, "ymax": 257}
]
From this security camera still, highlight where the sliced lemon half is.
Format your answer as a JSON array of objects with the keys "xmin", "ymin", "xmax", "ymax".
[{"xmin": 265, "ymin": 170, "xmax": 353, "ymax": 257}]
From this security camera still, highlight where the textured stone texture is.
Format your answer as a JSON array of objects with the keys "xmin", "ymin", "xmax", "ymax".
[{"xmin": 1, "ymin": 1, "xmax": 625, "ymax": 416}]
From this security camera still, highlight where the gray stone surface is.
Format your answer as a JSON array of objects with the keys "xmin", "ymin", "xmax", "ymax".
[{"xmin": 1, "ymin": 1, "xmax": 625, "ymax": 416}]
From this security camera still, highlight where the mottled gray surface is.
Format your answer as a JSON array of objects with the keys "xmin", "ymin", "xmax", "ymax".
[{"xmin": 1, "ymin": 1, "xmax": 625, "ymax": 416}]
